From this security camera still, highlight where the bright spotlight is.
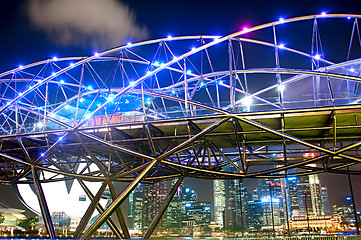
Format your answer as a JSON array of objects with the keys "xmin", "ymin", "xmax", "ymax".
[
  {"xmin": 85, "ymin": 114, "xmax": 92, "ymax": 120},
  {"xmin": 278, "ymin": 43, "xmax": 285, "ymax": 49},
  {"xmin": 279, "ymin": 17, "xmax": 285, "ymax": 23},
  {"xmin": 321, "ymin": 11, "xmax": 327, "ymax": 17},
  {"xmin": 36, "ymin": 122, "xmax": 44, "ymax": 129},
  {"xmin": 129, "ymin": 81, "xmax": 136, "ymax": 86},
  {"xmin": 242, "ymin": 96, "xmax": 252, "ymax": 106},
  {"xmin": 314, "ymin": 54, "xmax": 321, "ymax": 60},
  {"xmin": 52, "ymin": 72, "xmax": 56, "ymax": 76},
  {"xmin": 94, "ymin": 52, "xmax": 100, "ymax": 57},
  {"xmin": 167, "ymin": 35, "xmax": 173, "ymax": 40},
  {"xmin": 19, "ymin": 65, "xmax": 24, "ymax": 70},
  {"xmin": 87, "ymin": 86, "xmax": 93, "ymax": 90},
  {"xmin": 186, "ymin": 70, "xmax": 192, "ymax": 75},
  {"xmin": 60, "ymin": 80, "xmax": 65, "ymax": 84},
  {"xmin": 52, "ymin": 56, "xmax": 58, "ymax": 61},
  {"xmin": 278, "ymin": 84, "xmax": 285, "ymax": 92},
  {"xmin": 107, "ymin": 94, "xmax": 115, "ymax": 102},
  {"xmin": 242, "ymin": 27, "xmax": 249, "ymax": 33}
]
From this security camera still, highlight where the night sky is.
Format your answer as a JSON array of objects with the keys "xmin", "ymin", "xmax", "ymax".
[{"xmin": 1, "ymin": 0, "xmax": 361, "ymax": 219}]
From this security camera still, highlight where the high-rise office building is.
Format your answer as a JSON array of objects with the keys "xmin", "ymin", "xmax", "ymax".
[
  {"xmin": 142, "ymin": 181, "xmax": 168, "ymax": 233},
  {"xmin": 320, "ymin": 186, "xmax": 331, "ymax": 215},
  {"xmin": 224, "ymin": 178, "xmax": 241, "ymax": 229},
  {"xmin": 258, "ymin": 179, "xmax": 284, "ymax": 227},
  {"xmin": 309, "ymin": 174, "xmax": 323, "ymax": 215},
  {"xmin": 166, "ymin": 180, "xmax": 183, "ymax": 232},
  {"xmin": 297, "ymin": 176, "xmax": 313, "ymax": 216},
  {"xmin": 128, "ymin": 183, "xmax": 144, "ymax": 233},
  {"xmin": 213, "ymin": 179, "xmax": 226, "ymax": 227},
  {"xmin": 246, "ymin": 199, "xmax": 263, "ymax": 230}
]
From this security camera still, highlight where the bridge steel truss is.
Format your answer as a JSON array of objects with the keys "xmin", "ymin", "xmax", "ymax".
[{"xmin": 1, "ymin": 14, "xmax": 361, "ymax": 238}]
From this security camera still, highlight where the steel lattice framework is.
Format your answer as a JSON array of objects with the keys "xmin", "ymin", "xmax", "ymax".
[{"xmin": 1, "ymin": 14, "xmax": 361, "ymax": 239}]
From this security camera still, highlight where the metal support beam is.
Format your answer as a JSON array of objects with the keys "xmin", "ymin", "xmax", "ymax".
[
  {"xmin": 77, "ymin": 180, "xmax": 124, "ymax": 239},
  {"xmin": 73, "ymin": 180, "xmax": 108, "ymax": 239},
  {"xmin": 31, "ymin": 166, "xmax": 56, "ymax": 239},
  {"xmin": 144, "ymin": 176, "xmax": 184, "ymax": 239},
  {"xmin": 81, "ymin": 160, "xmax": 157, "ymax": 240},
  {"xmin": 108, "ymin": 181, "xmax": 130, "ymax": 239}
]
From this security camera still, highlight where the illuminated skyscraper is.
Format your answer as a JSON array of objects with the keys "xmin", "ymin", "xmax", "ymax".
[
  {"xmin": 142, "ymin": 182, "xmax": 167, "ymax": 233},
  {"xmin": 320, "ymin": 186, "xmax": 331, "ymax": 215},
  {"xmin": 128, "ymin": 183, "xmax": 143, "ymax": 233},
  {"xmin": 309, "ymin": 174, "xmax": 323, "ymax": 215},
  {"xmin": 224, "ymin": 178, "xmax": 241, "ymax": 229},
  {"xmin": 213, "ymin": 179, "xmax": 225, "ymax": 227}
]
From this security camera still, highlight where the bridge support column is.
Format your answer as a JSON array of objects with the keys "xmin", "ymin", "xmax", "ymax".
[
  {"xmin": 81, "ymin": 160, "xmax": 157, "ymax": 240},
  {"xmin": 31, "ymin": 166, "xmax": 56, "ymax": 239}
]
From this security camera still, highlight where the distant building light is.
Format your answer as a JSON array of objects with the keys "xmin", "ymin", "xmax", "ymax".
[
  {"xmin": 186, "ymin": 188, "xmax": 190, "ymax": 193},
  {"xmin": 185, "ymin": 203, "xmax": 192, "ymax": 207},
  {"xmin": 204, "ymin": 207, "xmax": 211, "ymax": 211},
  {"xmin": 287, "ymin": 177, "xmax": 297, "ymax": 181},
  {"xmin": 346, "ymin": 196, "xmax": 352, "ymax": 201},
  {"xmin": 261, "ymin": 197, "xmax": 280, "ymax": 203}
]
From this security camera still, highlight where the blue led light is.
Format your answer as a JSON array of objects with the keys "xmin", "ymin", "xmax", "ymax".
[
  {"xmin": 279, "ymin": 17, "xmax": 285, "ymax": 23},
  {"xmin": 87, "ymin": 86, "xmax": 93, "ymax": 90},
  {"xmin": 52, "ymin": 56, "xmax": 58, "ymax": 61}
]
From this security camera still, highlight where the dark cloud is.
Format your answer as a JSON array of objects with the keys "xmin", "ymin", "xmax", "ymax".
[{"xmin": 26, "ymin": 0, "xmax": 149, "ymax": 49}]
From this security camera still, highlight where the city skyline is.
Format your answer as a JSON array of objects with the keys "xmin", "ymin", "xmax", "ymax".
[{"xmin": 1, "ymin": 1, "xmax": 361, "ymax": 239}]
